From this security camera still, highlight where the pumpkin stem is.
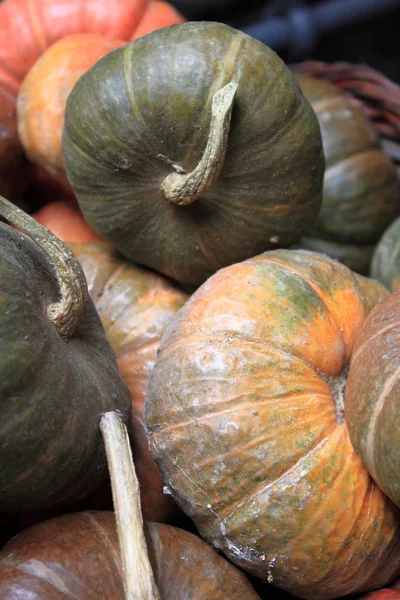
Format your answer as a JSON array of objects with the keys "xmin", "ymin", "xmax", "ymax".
[
  {"xmin": 0, "ymin": 194, "xmax": 87, "ymax": 339},
  {"xmin": 160, "ymin": 81, "xmax": 238, "ymax": 206},
  {"xmin": 100, "ymin": 411, "xmax": 161, "ymax": 600}
]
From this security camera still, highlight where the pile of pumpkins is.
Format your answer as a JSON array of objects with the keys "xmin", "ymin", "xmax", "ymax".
[{"xmin": 0, "ymin": 0, "xmax": 400, "ymax": 598}]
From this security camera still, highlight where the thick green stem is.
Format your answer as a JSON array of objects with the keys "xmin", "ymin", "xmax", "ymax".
[
  {"xmin": 100, "ymin": 411, "xmax": 161, "ymax": 600},
  {"xmin": 0, "ymin": 194, "xmax": 87, "ymax": 339},
  {"xmin": 161, "ymin": 81, "xmax": 238, "ymax": 206}
]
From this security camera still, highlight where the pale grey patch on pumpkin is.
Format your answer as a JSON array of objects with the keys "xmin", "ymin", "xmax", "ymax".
[{"xmin": 12, "ymin": 559, "xmax": 80, "ymax": 599}]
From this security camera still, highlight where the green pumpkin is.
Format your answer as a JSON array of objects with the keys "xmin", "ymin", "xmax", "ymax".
[
  {"xmin": 62, "ymin": 22, "xmax": 324, "ymax": 286},
  {"xmin": 371, "ymin": 216, "xmax": 400, "ymax": 292},
  {"xmin": 0, "ymin": 197, "xmax": 131, "ymax": 512},
  {"xmin": 295, "ymin": 75, "xmax": 400, "ymax": 273}
]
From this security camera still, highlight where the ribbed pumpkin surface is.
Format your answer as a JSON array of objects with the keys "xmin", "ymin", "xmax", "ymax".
[
  {"xmin": 0, "ymin": 225, "xmax": 131, "ymax": 512},
  {"xmin": 63, "ymin": 22, "xmax": 324, "ymax": 286},
  {"xmin": 0, "ymin": 511, "xmax": 260, "ymax": 599},
  {"xmin": 346, "ymin": 292, "xmax": 400, "ymax": 506},
  {"xmin": 145, "ymin": 249, "xmax": 400, "ymax": 599},
  {"xmin": 371, "ymin": 217, "xmax": 400, "ymax": 293},
  {"xmin": 295, "ymin": 75, "xmax": 400, "ymax": 274}
]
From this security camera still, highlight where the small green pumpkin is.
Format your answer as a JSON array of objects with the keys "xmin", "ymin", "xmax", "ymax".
[
  {"xmin": 295, "ymin": 75, "xmax": 400, "ymax": 273},
  {"xmin": 62, "ymin": 21, "xmax": 324, "ymax": 286},
  {"xmin": 0, "ymin": 196, "xmax": 131, "ymax": 512},
  {"xmin": 371, "ymin": 216, "xmax": 400, "ymax": 292}
]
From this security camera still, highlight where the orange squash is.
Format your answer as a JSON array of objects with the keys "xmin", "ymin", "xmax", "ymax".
[
  {"xmin": 346, "ymin": 292, "xmax": 400, "ymax": 507},
  {"xmin": 17, "ymin": 34, "xmax": 125, "ymax": 185},
  {"xmin": 145, "ymin": 249, "xmax": 400, "ymax": 599},
  {"xmin": 34, "ymin": 202, "xmax": 188, "ymax": 521}
]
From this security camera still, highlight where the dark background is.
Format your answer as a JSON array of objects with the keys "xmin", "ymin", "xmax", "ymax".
[{"xmin": 170, "ymin": 0, "xmax": 400, "ymax": 82}]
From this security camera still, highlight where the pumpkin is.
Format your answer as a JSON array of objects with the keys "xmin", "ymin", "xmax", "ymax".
[
  {"xmin": 62, "ymin": 21, "xmax": 324, "ymax": 286},
  {"xmin": 0, "ymin": 510, "xmax": 261, "ymax": 598},
  {"xmin": 34, "ymin": 200, "xmax": 189, "ymax": 521},
  {"xmin": 17, "ymin": 34, "xmax": 125, "ymax": 186},
  {"xmin": 0, "ymin": 0, "xmax": 184, "ymax": 198},
  {"xmin": 0, "ymin": 195, "xmax": 131, "ymax": 512},
  {"xmin": 294, "ymin": 75, "xmax": 400, "ymax": 274},
  {"xmin": 144, "ymin": 248, "xmax": 400, "ymax": 600},
  {"xmin": 371, "ymin": 217, "xmax": 400, "ymax": 293},
  {"xmin": 345, "ymin": 292, "xmax": 400, "ymax": 507}
]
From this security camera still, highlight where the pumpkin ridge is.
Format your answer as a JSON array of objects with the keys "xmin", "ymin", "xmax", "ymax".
[
  {"xmin": 187, "ymin": 398, "xmax": 335, "ymax": 478},
  {"xmin": 157, "ymin": 331, "xmax": 319, "ymax": 373},
  {"xmin": 24, "ymin": 0, "xmax": 48, "ymax": 58},
  {"xmin": 123, "ymin": 44, "xmax": 147, "ymax": 129},
  {"xmin": 351, "ymin": 319, "xmax": 400, "ymax": 364},
  {"xmin": 2, "ymin": 408, "xmax": 76, "ymax": 491},
  {"xmin": 151, "ymin": 434, "xmax": 212, "ymax": 501},
  {"xmin": 324, "ymin": 149, "xmax": 391, "ymax": 193},
  {"xmin": 218, "ymin": 431, "xmax": 332, "ymax": 521},
  {"xmin": 152, "ymin": 390, "xmax": 332, "ymax": 438},
  {"xmin": 205, "ymin": 193, "xmax": 315, "ymax": 215},
  {"xmin": 11, "ymin": 558, "xmax": 79, "ymax": 598},
  {"xmin": 187, "ymin": 31, "xmax": 246, "ymax": 162},
  {"xmin": 239, "ymin": 95, "xmax": 304, "ymax": 164},
  {"xmin": 364, "ymin": 363, "xmax": 400, "ymax": 479},
  {"xmin": 247, "ymin": 256, "xmax": 347, "ymax": 357},
  {"xmin": 192, "ymin": 227, "xmax": 222, "ymax": 272},
  {"xmin": 82, "ymin": 512, "xmax": 122, "ymax": 583}
]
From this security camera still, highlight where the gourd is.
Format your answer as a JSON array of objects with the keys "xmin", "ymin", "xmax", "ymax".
[
  {"xmin": 0, "ymin": 195, "xmax": 131, "ymax": 512},
  {"xmin": 62, "ymin": 21, "xmax": 325, "ymax": 286},
  {"xmin": 346, "ymin": 292, "xmax": 400, "ymax": 506},
  {"xmin": 0, "ymin": 410, "xmax": 261, "ymax": 600},
  {"xmin": 371, "ymin": 217, "xmax": 400, "ymax": 292},
  {"xmin": 145, "ymin": 248, "xmax": 400, "ymax": 599},
  {"xmin": 295, "ymin": 75, "xmax": 400, "ymax": 274},
  {"xmin": 34, "ymin": 200, "xmax": 189, "ymax": 521},
  {"xmin": 17, "ymin": 34, "xmax": 125, "ymax": 186}
]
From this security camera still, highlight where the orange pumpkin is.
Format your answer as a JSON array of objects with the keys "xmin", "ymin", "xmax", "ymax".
[
  {"xmin": 346, "ymin": 292, "xmax": 400, "ymax": 507},
  {"xmin": 35, "ymin": 202, "xmax": 188, "ymax": 521},
  {"xmin": 145, "ymin": 249, "xmax": 400, "ymax": 599},
  {"xmin": 17, "ymin": 34, "xmax": 125, "ymax": 185}
]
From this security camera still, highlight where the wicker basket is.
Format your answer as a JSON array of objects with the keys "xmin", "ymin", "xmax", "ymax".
[{"xmin": 291, "ymin": 60, "xmax": 400, "ymax": 174}]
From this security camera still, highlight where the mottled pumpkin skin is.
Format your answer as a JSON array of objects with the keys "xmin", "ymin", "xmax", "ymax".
[
  {"xmin": 63, "ymin": 22, "xmax": 324, "ymax": 286},
  {"xmin": 371, "ymin": 217, "xmax": 400, "ymax": 293},
  {"xmin": 67, "ymin": 242, "xmax": 188, "ymax": 521},
  {"xmin": 0, "ymin": 511, "xmax": 260, "ymax": 599},
  {"xmin": 145, "ymin": 249, "xmax": 400, "ymax": 599},
  {"xmin": 295, "ymin": 76, "xmax": 400, "ymax": 272},
  {"xmin": 346, "ymin": 293, "xmax": 400, "ymax": 507},
  {"xmin": 0, "ymin": 225, "xmax": 131, "ymax": 512}
]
